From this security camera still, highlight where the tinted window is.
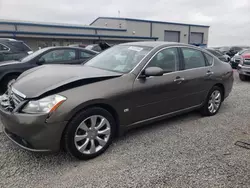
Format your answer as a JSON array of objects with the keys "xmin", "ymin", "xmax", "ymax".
[
  {"xmin": 147, "ymin": 48, "xmax": 179, "ymax": 73},
  {"xmin": 6, "ymin": 41, "xmax": 31, "ymax": 52},
  {"xmin": 40, "ymin": 49, "xmax": 76, "ymax": 63},
  {"xmin": 80, "ymin": 51, "xmax": 93, "ymax": 58},
  {"xmin": 85, "ymin": 45, "xmax": 152, "ymax": 73},
  {"xmin": 0, "ymin": 43, "xmax": 9, "ymax": 51},
  {"xmin": 204, "ymin": 53, "xmax": 214, "ymax": 66},
  {"xmin": 182, "ymin": 48, "xmax": 206, "ymax": 69}
]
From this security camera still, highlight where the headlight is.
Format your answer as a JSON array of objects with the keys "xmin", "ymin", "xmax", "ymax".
[{"xmin": 22, "ymin": 94, "xmax": 66, "ymax": 114}]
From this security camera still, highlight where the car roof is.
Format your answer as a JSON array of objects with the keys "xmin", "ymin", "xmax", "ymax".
[
  {"xmin": 41, "ymin": 46, "xmax": 98, "ymax": 53},
  {"xmin": 0, "ymin": 38, "xmax": 22, "ymax": 42},
  {"xmin": 119, "ymin": 41, "xmax": 193, "ymax": 48}
]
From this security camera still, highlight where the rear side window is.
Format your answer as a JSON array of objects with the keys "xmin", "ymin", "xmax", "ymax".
[
  {"xmin": 80, "ymin": 51, "xmax": 94, "ymax": 58},
  {"xmin": 181, "ymin": 48, "xmax": 206, "ymax": 70},
  {"xmin": 204, "ymin": 53, "xmax": 214, "ymax": 66}
]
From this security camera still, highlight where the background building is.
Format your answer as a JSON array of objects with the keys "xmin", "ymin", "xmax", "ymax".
[{"xmin": 0, "ymin": 17, "xmax": 209, "ymax": 50}]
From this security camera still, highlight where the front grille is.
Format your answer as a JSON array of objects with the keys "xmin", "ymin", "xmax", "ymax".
[
  {"xmin": 9, "ymin": 90, "xmax": 24, "ymax": 108},
  {"xmin": 244, "ymin": 59, "xmax": 250, "ymax": 65},
  {"xmin": 0, "ymin": 88, "xmax": 25, "ymax": 111}
]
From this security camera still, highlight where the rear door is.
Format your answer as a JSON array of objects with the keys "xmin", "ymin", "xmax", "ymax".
[{"xmin": 177, "ymin": 47, "xmax": 214, "ymax": 108}]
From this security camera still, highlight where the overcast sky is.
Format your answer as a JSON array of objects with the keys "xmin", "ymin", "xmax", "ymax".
[{"xmin": 0, "ymin": 0, "xmax": 249, "ymax": 46}]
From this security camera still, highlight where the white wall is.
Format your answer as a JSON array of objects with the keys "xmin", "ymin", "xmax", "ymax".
[
  {"xmin": 91, "ymin": 18, "xmax": 126, "ymax": 29},
  {"xmin": 190, "ymin": 26, "xmax": 209, "ymax": 44},
  {"xmin": 17, "ymin": 26, "xmax": 95, "ymax": 35},
  {"xmin": 152, "ymin": 23, "xmax": 189, "ymax": 43}
]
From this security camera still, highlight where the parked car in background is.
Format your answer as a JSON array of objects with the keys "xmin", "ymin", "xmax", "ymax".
[
  {"xmin": 85, "ymin": 42, "xmax": 112, "ymax": 52},
  {"xmin": 219, "ymin": 46, "xmax": 249, "ymax": 58},
  {"xmin": 0, "ymin": 38, "xmax": 33, "ymax": 62},
  {"xmin": 0, "ymin": 42, "xmax": 233, "ymax": 160},
  {"xmin": 237, "ymin": 51, "xmax": 250, "ymax": 81},
  {"xmin": 230, "ymin": 49, "xmax": 250, "ymax": 68},
  {"xmin": 68, "ymin": 44, "xmax": 88, "ymax": 48},
  {"xmin": 0, "ymin": 46, "xmax": 97, "ymax": 93},
  {"xmin": 205, "ymin": 48, "xmax": 230, "ymax": 62}
]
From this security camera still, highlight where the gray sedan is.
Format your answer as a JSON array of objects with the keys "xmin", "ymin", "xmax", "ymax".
[{"xmin": 0, "ymin": 42, "xmax": 234, "ymax": 160}]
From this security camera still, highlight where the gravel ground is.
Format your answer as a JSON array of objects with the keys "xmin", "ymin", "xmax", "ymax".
[{"xmin": 1, "ymin": 71, "xmax": 250, "ymax": 188}]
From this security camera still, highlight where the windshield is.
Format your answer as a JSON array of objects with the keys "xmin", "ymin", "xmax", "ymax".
[
  {"xmin": 7, "ymin": 41, "xmax": 32, "ymax": 52},
  {"xmin": 242, "ymin": 50, "xmax": 250, "ymax": 55},
  {"xmin": 20, "ymin": 48, "xmax": 48, "ymax": 62},
  {"xmin": 84, "ymin": 45, "xmax": 152, "ymax": 73}
]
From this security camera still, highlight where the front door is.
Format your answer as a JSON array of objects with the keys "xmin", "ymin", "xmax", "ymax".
[{"xmin": 132, "ymin": 47, "xmax": 186, "ymax": 123}]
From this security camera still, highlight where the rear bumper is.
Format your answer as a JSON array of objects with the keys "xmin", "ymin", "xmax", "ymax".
[
  {"xmin": 0, "ymin": 105, "xmax": 68, "ymax": 152},
  {"xmin": 237, "ymin": 64, "xmax": 250, "ymax": 76}
]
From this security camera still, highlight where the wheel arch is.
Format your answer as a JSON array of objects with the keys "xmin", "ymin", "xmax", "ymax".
[{"xmin": 213, "ymin": 83, "xmax": 225, "ymax": 101}]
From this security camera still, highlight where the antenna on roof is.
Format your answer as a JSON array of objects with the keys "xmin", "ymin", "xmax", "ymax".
[{"xmin": 118, "ymin": 10, "xmax": 122, "ymax": 28}]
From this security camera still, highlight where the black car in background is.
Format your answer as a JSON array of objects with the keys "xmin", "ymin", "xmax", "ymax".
[
  {"xmin": 0, "ymin": 46, "xmax": 98, "ymax": 93},
  {"xmin": 205, "ymin": 48, "xmax": 230, "ymax": 62},
  {"xmin": 85, "ymin": 42, "xmax": 112, "ymax": 52},
  {"xmin": 0, "ymin": 38, "xmax": 33, "ymax": 62},
  {"xmin": 219, "ymin": 46, "xmax": 250, "ymax": 57}
]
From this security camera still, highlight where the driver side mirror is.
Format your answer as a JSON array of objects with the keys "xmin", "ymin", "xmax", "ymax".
[
  {"xmin": 139, "ymin": 67, "xmax": 164, "ymax": 78},
  {"xmin": 37, "ymin": 58, "xmax": 45, "ymax": 65}
]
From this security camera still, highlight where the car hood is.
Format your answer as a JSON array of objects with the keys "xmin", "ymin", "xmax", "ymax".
[
  {"xmin": 13, "ymin": 65, "xmax": 122, "ymax": 98},
  {"xmin": 0, "ymin": 60, "xmax": 20, "ymax": 67}
]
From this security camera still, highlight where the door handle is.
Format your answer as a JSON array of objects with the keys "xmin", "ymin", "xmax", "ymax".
[
  {"xmin": 206, "ymin": 71, "xmax": 214, "ymax": 76},
  {"xmin": 174, "ymin": 77, "xmax": 185, "ymax": 83}
]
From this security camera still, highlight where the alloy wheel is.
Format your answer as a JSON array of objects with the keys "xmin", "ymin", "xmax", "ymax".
[
  {"xmin": 74, "ymin": 115, "xmax": 111, "ymax": 155},
  {"xmin": 208, "ymin": 90, "xmax": 221, "ymax": 114}
]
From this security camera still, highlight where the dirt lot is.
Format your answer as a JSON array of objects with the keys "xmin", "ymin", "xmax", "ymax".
[{"xmin": 0, "ymin": 71, "xmax": 250, "ymax": 188}]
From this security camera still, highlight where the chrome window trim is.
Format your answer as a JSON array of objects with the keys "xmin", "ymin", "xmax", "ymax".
[
  {"xmin": 135, "ymin": 45, "xmax": 215, "ymax": 79},
  {"xmin": 0, "ymin": 43, "xmax": 10, "ymax": 52}
]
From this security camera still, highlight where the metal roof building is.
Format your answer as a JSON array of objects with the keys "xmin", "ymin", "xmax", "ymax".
[{"xmin": 0, "ymin": 17, "xmax": 209, "ymax": 50}]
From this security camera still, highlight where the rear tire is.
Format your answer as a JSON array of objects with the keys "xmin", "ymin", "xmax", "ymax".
[
  {"xmin": 63, "ymin": 107, "xmax": 116, "ymax": 160},
  {"xmin": 200, "ymin": 86, "xmax": 223, "ymax": 116},
  {"xmin": 239, "ymin": 74, "xmax": 246, "ymax": 81}
]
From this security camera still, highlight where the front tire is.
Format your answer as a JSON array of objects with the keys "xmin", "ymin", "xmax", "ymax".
[
  {"xmin": 1, "ymin": 75, "xmax": 18, "ymax": 93},
  {"xmin": 63, "ymin": 107, "xmax": 116, "ymax": 160},
  {"xmin": 200, "ymin": 86, "xmax": 223, "ymax": 116},
  {"xmin": 239, "ymin": 74, "xmax": 246, "ymax": 81}
]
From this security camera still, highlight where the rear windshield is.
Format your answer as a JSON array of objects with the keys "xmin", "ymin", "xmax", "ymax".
[{"xmin": 6, "ymin": 41, "xmax": 32, "ymax": 52}]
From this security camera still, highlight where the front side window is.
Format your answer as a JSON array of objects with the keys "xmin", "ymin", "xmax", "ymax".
[
  {"xmin": 147, "ymin": 48, "xmax": 179, "ymax": 73},
  {"xmin": 85, "ymin": 45, "xmax": 152, "ymax": 73},
  {"xmin": 182, "ymin": 48, "xmax": 206, "ymax": 69},
  {"xmin": 40, "ymin": 49, "xmax": 76, "ymax": 63}
]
